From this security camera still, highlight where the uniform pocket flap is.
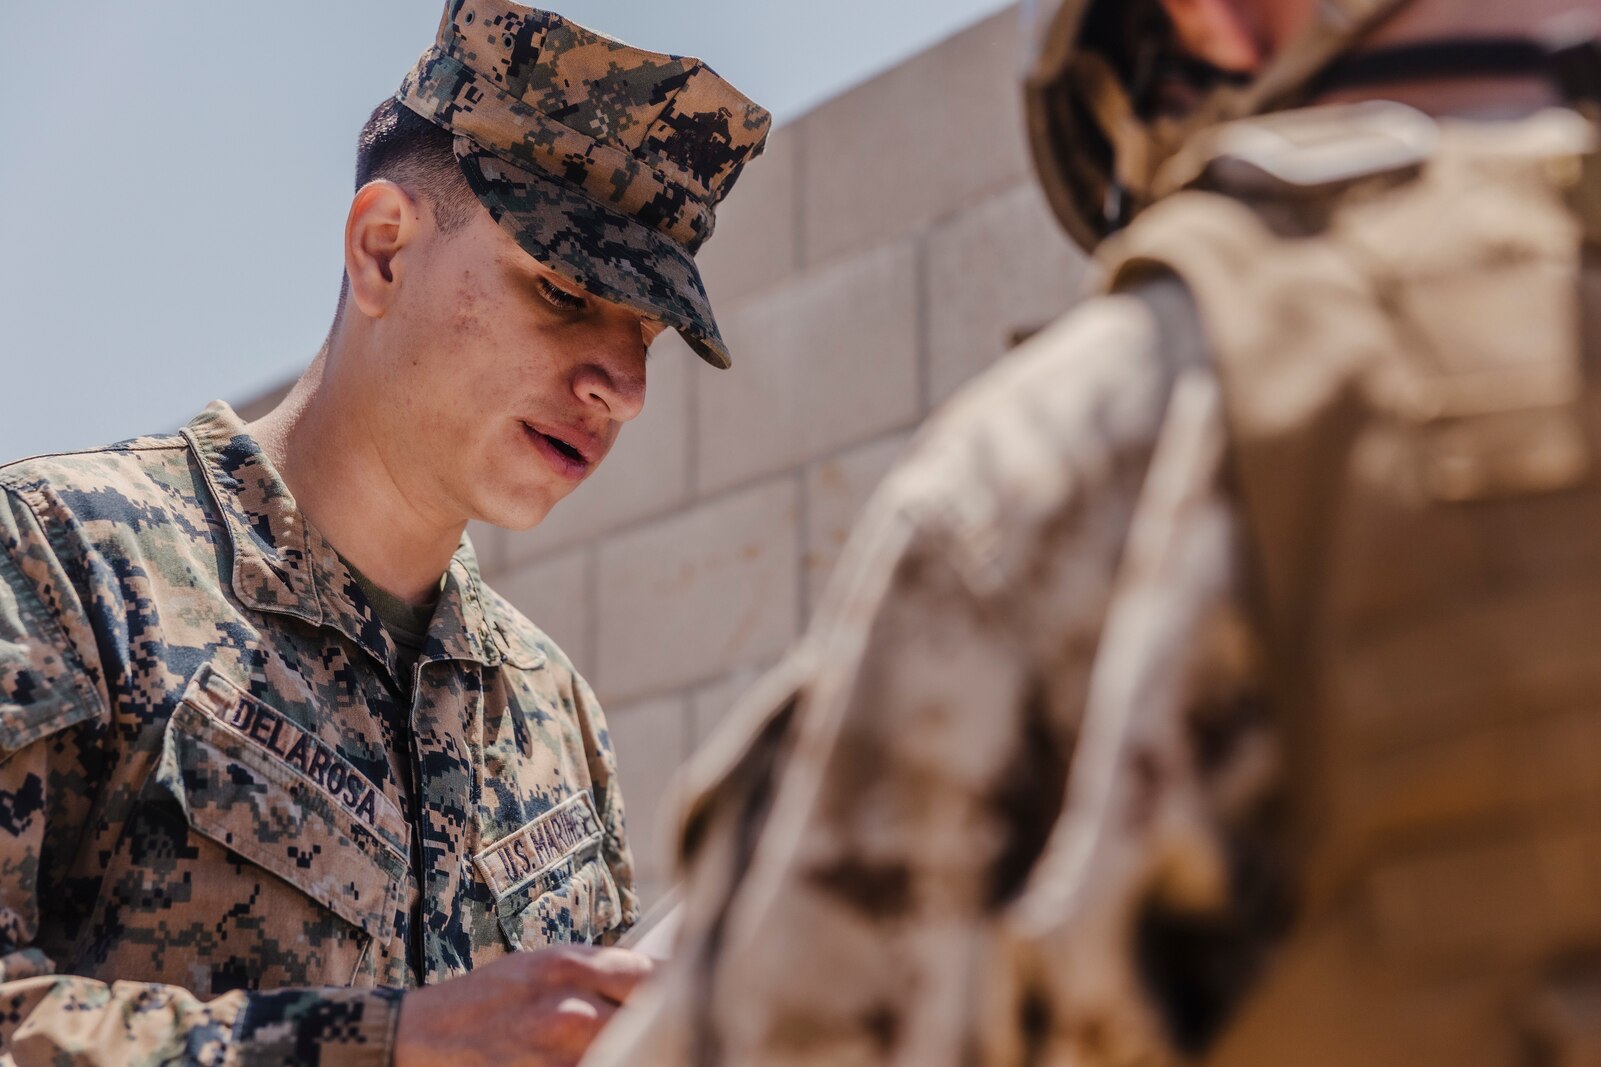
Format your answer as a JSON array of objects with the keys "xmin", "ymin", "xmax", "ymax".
[{"xmin": 155, "ymin": 666, "xmax": 408, "ymax": 941}]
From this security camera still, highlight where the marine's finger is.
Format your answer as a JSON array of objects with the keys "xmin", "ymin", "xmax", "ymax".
[
  {"xmin": 530, "ymin": 989, "xmax": 618, "ymax": 1052},
  {"xmin": 526, "ymin": 945, "xmax": 654, "ymax": 1004}
]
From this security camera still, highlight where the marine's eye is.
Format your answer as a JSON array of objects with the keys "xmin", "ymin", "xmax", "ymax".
[{"xmin": 537, "ymin": 277, "xmax": 588, "ymax": 312}]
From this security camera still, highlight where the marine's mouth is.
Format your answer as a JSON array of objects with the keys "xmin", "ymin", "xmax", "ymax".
[
  {"xmin": 520, "ymin": 421, "xmax": 593, "ymax": 477},
  {"xmin": 540, "ymin": 430, "xmax": 585, "ymax": 463}
]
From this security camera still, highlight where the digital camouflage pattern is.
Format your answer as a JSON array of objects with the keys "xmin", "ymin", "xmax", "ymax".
[
  {"xmin": 586, "ymin": 103, "xmax": 1601, "ymax": 1067},
  {"xmin": 0, "ymin": 401, "xmax": 637, "ymax": 1065},
  {"xmin": 397, "ymin": 0, "xmax": 773, "ymax": 369}
]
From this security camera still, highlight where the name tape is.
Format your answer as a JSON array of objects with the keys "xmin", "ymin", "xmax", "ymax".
[{"xmin": 202, "ymin": 688, "xmax": 400, "ymax": 834}]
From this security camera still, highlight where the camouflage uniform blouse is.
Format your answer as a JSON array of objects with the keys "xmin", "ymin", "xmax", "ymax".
[{"xmin": 0, "ymin": 402, "xmax": 638, "ymax": 1065}]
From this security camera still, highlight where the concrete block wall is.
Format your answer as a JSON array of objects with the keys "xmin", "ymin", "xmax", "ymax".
[
  {"xmin": 476, "ymin": 6, "xmax": 1092, "ymax": 906},
  {"xmin": 240, "ymin": 5, "xmax": 1093, "ymax": 907}
]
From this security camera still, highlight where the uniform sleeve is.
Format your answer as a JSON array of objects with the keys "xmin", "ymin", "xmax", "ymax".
[
  {"xmin": 584, "ymin": 280, "xmax": 1234, "ymax": 1067},
  {"xmin": 0, "ymin": 487, "xmax": 403, "ymax": 1067}
]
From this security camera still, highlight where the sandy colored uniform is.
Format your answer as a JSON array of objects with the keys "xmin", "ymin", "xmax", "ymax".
[
  {"xmin": 585, "ymin": 253, "xmax": 1228, "ymax": 1067},
  {"xmin": 587, "ymin": 103, "xmax": 1601, "ymax": 1066},
  {"xmin": 0, "ymin": 403, "xmax": 636, "ymax": 1065}
]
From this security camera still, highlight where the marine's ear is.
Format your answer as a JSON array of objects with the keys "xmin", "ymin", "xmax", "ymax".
[
  {"xmin": 1157, "ymin": 0, "xmax": 1266, "ymax": 73},
  {"xmin": 343, "ymin": 180, "xmax": 425, "ymax": 320}
]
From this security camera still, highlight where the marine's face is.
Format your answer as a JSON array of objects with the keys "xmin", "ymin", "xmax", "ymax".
[
  {"xmin": 1159, "ymin": 0, "xmax": 1318, "ymax": 70},
  {"xmin": 369, "ymin": 198, "xmax": 664, "ymax": 531}
]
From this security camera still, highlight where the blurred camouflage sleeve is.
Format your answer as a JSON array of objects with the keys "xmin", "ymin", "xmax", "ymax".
[
  {"xmin": 584, "ymin": 279, "xmax": 1214, "ymax": 1066},
  {"xmin": 0, "ymin": 489, "xmax": 402, "ymax": 1066}
]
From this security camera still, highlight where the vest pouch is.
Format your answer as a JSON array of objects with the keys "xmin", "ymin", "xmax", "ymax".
[{"xmin": 1388, "ymin": 333, "xmax": 1598, "ymax": 503}]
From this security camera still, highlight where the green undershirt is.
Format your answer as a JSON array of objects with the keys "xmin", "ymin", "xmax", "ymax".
[{"xmin": 341, "ymin": 557, "xmax": 442, "ymax": 698}]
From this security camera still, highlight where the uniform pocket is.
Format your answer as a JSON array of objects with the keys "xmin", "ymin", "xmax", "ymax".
[
  {"xmin": 495, "ymin": 850, "xmax": 623, "ymax": 949},
  {"xmin": 142, "ymin": 664, "xmax": 410, "ymax": 985},
  {"xmin": 473, "ymin": 792, "xmax": 622, "ymax": 948}
]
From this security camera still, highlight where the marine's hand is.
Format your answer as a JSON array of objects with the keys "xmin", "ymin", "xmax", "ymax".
[{"xmin": 393, "ymin": 945, "xmax": 655, "ymax": 1067}]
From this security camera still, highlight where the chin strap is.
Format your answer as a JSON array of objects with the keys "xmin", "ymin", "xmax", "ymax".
[
  {"xmin": 1127, "ymin": 0, "xmax": 1415, "ymax": 215},
  {"xmin": 1316, "ymin": 37, "xmax": 1550, "ymax": 93},
  {"xmin": 1138, "ymin": 9, "xmax": 1601, "ymax": 207},
  {"xmin": 1315, "ymin": 27, "xmax": 1601, "ymax": 104}
]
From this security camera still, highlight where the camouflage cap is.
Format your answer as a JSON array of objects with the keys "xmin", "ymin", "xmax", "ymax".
[{"xmin": 397, "ymin": 1, "xmax": 772, "ymax": 368}]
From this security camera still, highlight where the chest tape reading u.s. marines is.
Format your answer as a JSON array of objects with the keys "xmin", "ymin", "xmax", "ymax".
[{"xmin": 473, "ymin": 791, "xmax": 604, "ymax": 900}]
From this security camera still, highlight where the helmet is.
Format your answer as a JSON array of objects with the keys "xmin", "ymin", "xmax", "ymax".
[{"xmin": 1022, "ymin": 0, "xmax": 1416, "ymax": 250}]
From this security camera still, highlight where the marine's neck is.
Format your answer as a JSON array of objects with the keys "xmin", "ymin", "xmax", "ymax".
[{"xmin": 248, "ymin": 339, "xmax": 463, "ymax": 608}]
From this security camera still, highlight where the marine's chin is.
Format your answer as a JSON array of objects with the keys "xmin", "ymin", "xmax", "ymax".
[{"xmin": 469, "ymin": 468, "xmax": 565, "ymax": 534}]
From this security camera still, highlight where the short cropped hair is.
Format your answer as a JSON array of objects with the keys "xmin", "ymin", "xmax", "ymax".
[
  {"xmin": 354, "ymin": 97, "xmax": 478, "ymax": 233},
  {"xmin": 333, "ymin": 99, "xmax": 481, "ymax": 319}
]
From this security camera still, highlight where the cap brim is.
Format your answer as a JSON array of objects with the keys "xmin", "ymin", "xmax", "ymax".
[{"xmin": 453, "ymin": 138, "xmax": 731, "ymax": 369}]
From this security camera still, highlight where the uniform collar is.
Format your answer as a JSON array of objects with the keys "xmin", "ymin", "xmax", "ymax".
[{"xmin": 181, "ymin": 401, "xmax": 537, "ymax": 674}]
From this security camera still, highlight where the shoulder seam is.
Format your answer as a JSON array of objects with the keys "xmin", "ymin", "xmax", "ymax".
[
  {"xmin": 0, "ymin": 442, "xmax": 188, "ymax": 492},
  {"xmin": 0, "ymin": 440, "xmax": 187, "ymax": 477}
]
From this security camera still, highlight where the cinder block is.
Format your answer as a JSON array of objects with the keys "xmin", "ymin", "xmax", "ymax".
[
  {"xmin": 697, "ymin": 241, "xmax": 920, "ymax": 494},
  {"xmin": 798, "ymin": 8, "xmax": 1030, "ymax": 266},
  {"xmin": 696, "ymin": 125, "xmax": 803, "ymax": 309},
  {"xmin": 596, "ymin": 477, "xmax": 800, "ymax": 704},
  {"xmin": 803, "ymin": 431, "xmax": 911, "ymax": 615},
  {"xmin": 503, "ymin": 330, "xmax": 694, "ymax": 563},
  {"xmin": 927, "ymin": 182, "xmax": 1094, "ymax": 407},
  {"xmin": 605, "ymin": 694, "xmax": 692, "ymax": 894},
  {"xmin": 492, "ymin": 546, "xmax": 595, "ymax": 678},
  {"xmin": 690, "ymin": 662, "xmax": 776, "ymax": 751},
  {"xmin": 465, "ymin": 520, "xmax": 506, "ymax": 579}
]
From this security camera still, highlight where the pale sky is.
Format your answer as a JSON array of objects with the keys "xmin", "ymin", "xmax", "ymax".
[{"xmin": 0, "ymin": 0, "xmax": 1014, "ymax": 463}]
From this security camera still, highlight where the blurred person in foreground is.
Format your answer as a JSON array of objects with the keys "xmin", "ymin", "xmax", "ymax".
[
  {"xmin": 585, "ymin": 0, "xmax": 1601, "ymax": 1064},
  {"xmin": 0, "ymin": 2, "xmax": 768, "ymax": 1064}
]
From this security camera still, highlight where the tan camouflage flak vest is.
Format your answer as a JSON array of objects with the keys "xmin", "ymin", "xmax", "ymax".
[{"xmin": 1101, "ymin": 103, "xmax": 1601, "ymax": 1064}]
